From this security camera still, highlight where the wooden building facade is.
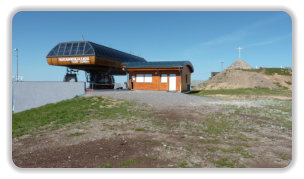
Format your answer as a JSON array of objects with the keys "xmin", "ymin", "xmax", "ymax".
[{"xmin": 125, "ymin": 61, "xmax": 194, "ymax": 92}]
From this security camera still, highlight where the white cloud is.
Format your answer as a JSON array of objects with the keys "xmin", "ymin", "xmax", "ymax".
[
  {"xmin": 199, "ymin": 29, "xmax": 247, "ymax": 46},
  {"xmin": 182, "ymin": 14, "xmax": 287, "ymax": 56},
  {"xmin": 245, "ymin": 33, "xmax": 291, "ymax": 48}
]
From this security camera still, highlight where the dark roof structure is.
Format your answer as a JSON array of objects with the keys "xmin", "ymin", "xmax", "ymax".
[
  {"xmin": 46, "ymin": 41, "xmax": 194, "ymax": 73},
  {"xmin": 125, "ymin": 61, "xmax": 194, "ymax": 72},
  {"xmin": 46, "ymin": 41, "xmax": 146, "ymax": 63}
]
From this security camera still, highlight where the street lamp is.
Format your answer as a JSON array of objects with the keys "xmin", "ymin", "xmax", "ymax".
[{"xmin": 14, "ymin": 48, "xmax": 18, "ymax": 81}]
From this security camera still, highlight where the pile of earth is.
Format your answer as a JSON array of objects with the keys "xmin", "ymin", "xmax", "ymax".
[
  {"xmin": 226, "ymin": 59, "xmax": 253, "ymax": 70},
  {"xmin": 195, "ymin": 60, "xmax": 292, "ymax": 90}
]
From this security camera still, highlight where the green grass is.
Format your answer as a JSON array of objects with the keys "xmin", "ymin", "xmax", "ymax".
[
  {"xmin": 214, "ymin": 157, "xmax": 240, "ymax": 168},
  {"xmin": 12, "ymin": 96, "xmax": 153, "ymax": 138},
  {"xmin": 285, "ymin": 81, "xmax": 292, "ymax": 85},
  {"xmin": 199, "ymin": 138, "xmax": 221, "ymax": 143},
  {"xmin": 201, "ymin": 112, "xmax": 239, "ymax": 136},
  {"xmin": 178, "ymin": 161, "xmax": 187, "ymax": 168},
  {"xmin": 145, "ymin": 154, "xmax": 157, "ymax": 160},
  {"xmin": 135, "ymin": 128, "xmax": 144, "ymax": 131},
  {"xmin": 99, "ymin": 164, "xmax": 112, "ymax": 168},
  {"xmin": 120, "ymin": 158, "xmax": 139, "ymax": 168},
  {"xmin": 281, "ymin": 155, "xmax": 289, "ymax": 161},
  {"xmin": 207, "ymin": 146, "xmax": 255, "ymax": 158},
  {"xmin": 241, "ymin": 68, "xmax": 292, "ymax": 76},
  {"xmin": 189, "ymin": 87, "xmax": 291, "ymax": 97},
  {"xmin": 67, "ymin": 132, "xmax": 85, "ymax": 137},
  {"xmin": 240, "ymin": 69, "xmax": 263, "ymax": 73},
  {"xmin": 263, "ymin": 68, "xmax": 292, "ymax": 76},
  {"xmin": 274, "ymin": 82, "xmax": 289, "ymax": 90}
]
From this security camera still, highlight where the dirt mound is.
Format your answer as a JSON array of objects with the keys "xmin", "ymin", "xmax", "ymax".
[
  {"xmin": 227, "ymin": 59, "xmax": 253, "ymax": 70},
  {"xmin": 196, "ymin": 69, "xmax": 292, "ymax": 90}
]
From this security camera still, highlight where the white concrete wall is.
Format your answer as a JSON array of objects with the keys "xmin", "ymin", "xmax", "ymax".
[{"xmin": 12, "ymin": 82, "xmax": 86, "ymax": 113}]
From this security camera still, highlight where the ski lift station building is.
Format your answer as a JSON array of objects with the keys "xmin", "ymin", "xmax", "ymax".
[{"xmin": 46, "ymin": 41, "xmax": 194, "ymax": 92}]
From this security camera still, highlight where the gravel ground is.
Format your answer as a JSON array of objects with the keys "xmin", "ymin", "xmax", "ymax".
[
  {"xmin": 84, "ymin": 90, "xmax": 269, "ymax": 108},
  {"xmin": 84, "ymin": 90, "xmax": 220, "ymax": 107}
]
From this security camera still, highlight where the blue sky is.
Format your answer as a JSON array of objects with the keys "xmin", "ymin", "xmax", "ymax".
[{"xmin": 12, "ymin": 11, "xmax": 292, "ymax": 83}]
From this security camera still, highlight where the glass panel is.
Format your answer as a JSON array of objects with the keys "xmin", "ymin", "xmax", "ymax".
[
  {"xmin": 76, "ymin": 42, "xmax": 85, "ymax": 55},
  {"xmin": 85, "ymin": 48, "xmax": 94, "ymax": 55},
  {"xmin": 161, "ymin": 74, "xmax": 167, "ymax": 83},
  {"xmin": 70, "ymin": 42, "xmax": 78, "ymax": 56},
  {"xmin": 48, "ymin": 44, "xmax": 59, "ymax": 57},
  {"xmin": 145, "ymin": 74, "xmax": 152, "ymax": 83},
  {"xmin": 136, "ymin": 74, "xmax": 144, "ymax": 82},
  {"xmin": 53, "ymin": 45, "xmax": 60, "ymax": 56},
  {"xmin": 84, "ymin": 44, "xmax": 93, "ymax": 55},
  {"xmin": 47, "ymin": 51, "xmax": 54, "ymax": 57},
  {"xmin": 64, "ymin": 43, "xmax": 72, "ymax": 55},
  {"xmin": 57, "ymin": 43, "xmax": 66, "ymax": 56}
]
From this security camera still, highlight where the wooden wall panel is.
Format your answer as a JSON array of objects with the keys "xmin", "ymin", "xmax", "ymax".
[
  {"xmin": 176, "ymin": 73, "xmax": 181, "ymax": 91},
  {"xmin": 181, "ymin": 65, "xmax": 192, "ymax": 91},
  {"xmin": 128, "ymin": 70, "xmax": 181, "ymax": 91},
  {"xmin": 133, "ymin": 71, "xmax": 159, "ymax": 91},
  {"xmin": 159, "ymin": 72, "xmax": 169, "ymax": 91}
]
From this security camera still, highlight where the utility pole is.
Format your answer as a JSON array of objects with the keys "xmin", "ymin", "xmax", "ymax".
[
  {"xmin": 14, "ymin": 48, "xmax": 18, "ymax": 81},
  {"xmin": 236, "ymin": 46, "xmax": 243, "ymax": 59}
]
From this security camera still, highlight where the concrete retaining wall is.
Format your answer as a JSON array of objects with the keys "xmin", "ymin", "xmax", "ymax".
[{"xmin": 13, "ymin": 82, "xmax": 86, "ymax": 113}]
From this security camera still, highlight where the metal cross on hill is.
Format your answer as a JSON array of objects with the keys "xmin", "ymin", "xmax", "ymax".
[{"xmin": 236, "ymin": 46, "xmax": 244, "ymax": 59}]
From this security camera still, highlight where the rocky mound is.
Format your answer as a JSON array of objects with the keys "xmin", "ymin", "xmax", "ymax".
[
  {"xmin": 227, "ymin": 59, "xmax": 253, "ymax": 70},
  {"xmin": 195, "ymin": 69, "xmax": 292, "ymax": 90}
]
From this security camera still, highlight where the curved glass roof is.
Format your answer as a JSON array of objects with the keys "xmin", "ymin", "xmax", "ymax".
[{"xmin": 47, "ymin": 41, "xmax": 146, "ymax": 63}]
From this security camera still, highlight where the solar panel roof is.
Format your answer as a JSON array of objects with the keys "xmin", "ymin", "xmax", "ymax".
[{"xmin": 46, "ymin": 41, "xmax": 146, "ymax": 63}]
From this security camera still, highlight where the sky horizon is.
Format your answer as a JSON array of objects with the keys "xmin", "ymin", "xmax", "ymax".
[{"xmin": 12, "ymin": 11, "xmax": 292, "ymax": 84}]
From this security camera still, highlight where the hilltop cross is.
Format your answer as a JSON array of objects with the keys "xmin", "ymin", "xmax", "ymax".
[{"xmin": 236, "ymin": 46, "xmax": 243, "ymax": 59}]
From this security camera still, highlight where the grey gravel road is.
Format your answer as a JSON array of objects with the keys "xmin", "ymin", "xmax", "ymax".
[
  {"xmin": 84, "ymin": 90, "xmax": 218, "ymax": 107},
  {"xmin": 84, "ymin": 90, "xmax": 262, "ymax": 108}
]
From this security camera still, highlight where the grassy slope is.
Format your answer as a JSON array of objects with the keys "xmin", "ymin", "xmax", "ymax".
[
  {"xmin": 12, "ymin": 96, "xmax": 150, "ymax": 138},
  {"xmin": 12, "ymin": 95, "xmax": 292, "ymax": 168}
]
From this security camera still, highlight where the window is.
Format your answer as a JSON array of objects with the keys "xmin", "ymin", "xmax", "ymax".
[
  {"xmin": 136, "ymin": 74, "xmax": 144, "ymax": 82},
  {"xmin": 145, "ymin": 74, "xmax": 152, "ymax": 83},
  {"xmin": 64, "ymin": 43, "xmax": 72, "ymax": 56},
  {"xmin": 84, "ymin": 43, "xmax": 94, "ymax": 55},
  {"xmin": 161, "ymin": 74, "xmax": 167, "ymax": 83},
  {"xmin": 57, "ymin": 43, "xmax": 66, "ymax": 56},
  {"xmin": 76, "ymin": 42, "xmax": 85, "ymax": 55},
  {"xmin": 70, "ymin": 43, "xmax": 79, "ymax": 56}
]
